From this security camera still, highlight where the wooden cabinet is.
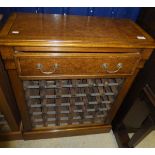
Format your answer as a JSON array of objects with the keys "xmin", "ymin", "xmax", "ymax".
[{"xmin": 0, "ymin": 13, "xmax": 155, "ymax": 140}]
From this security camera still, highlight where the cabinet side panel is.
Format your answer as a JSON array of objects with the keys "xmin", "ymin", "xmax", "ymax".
[{"xmin": 8, "ymin": 70, "xmax": 32, "ymax": 131}]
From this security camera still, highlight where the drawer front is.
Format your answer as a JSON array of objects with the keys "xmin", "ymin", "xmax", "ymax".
[{"xmin": 14, "ymin": 53, "xmax": 141, "ymax": 77}]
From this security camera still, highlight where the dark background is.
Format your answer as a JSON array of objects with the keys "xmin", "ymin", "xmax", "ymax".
[{"xmin": 0, "ymin": 7, "xmax": 140, "ymax": 21}]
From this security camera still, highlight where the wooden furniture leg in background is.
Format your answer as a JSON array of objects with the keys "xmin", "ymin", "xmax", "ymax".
[
  {"xmin": 128, "ymin": 115, "xmax": 155, "ymax": 147},
  {"xmin": 113, "ymin": 84, "xmax": 155, "ymax": 148}
]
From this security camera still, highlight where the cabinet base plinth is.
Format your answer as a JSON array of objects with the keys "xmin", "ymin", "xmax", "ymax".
[
  {"xmin": 23, "ymin": 125, "xmax": 111, "ymax": 140},
  {"xmin": 0, "ymin": 131, "xmax": 23, "ymax": 141}
]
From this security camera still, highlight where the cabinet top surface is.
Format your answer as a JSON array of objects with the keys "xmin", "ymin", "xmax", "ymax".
[{"xmin": 0, "ymin": 13, "xmax": 155, "ymax": 48}]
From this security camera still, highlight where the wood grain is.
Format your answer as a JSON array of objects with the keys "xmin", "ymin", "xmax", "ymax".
[
  {"xmin": 0, "ymin": 13, "xmax": 155, "ymax": 48},
  {"xmin": 7, "ymin": 70, "xmax": 32, "ymax": 131},
  {"xmin": 0, "ymin": 56, "xmax": 20, "ymax": 131},
  {"xmin": 23, "ymin": 124, "xmax": 111, "ymax": 140},
  {"xmin": 14, "ymin": 52, "xmax": 141, "ymax": 77}
]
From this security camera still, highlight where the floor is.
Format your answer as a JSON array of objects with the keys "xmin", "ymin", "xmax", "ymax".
[{"xmin": 0, "ymin": 130, "xmax": 155, "ymax": 148}]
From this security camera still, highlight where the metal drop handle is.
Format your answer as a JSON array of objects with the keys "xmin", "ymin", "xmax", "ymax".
[
  {"xmin": 36, "ymin": 63, "xmax": 59, "ymax": 75},
  {"xmin": 102, "ymin": 63, "xmax": 123, "ymax": 73}
]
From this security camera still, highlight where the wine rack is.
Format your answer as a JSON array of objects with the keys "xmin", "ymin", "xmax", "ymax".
[{"xmin": 23, "ymin": 78, "xmax": 124, "ymax": 128}]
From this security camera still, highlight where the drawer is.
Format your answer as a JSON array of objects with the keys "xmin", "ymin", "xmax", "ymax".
[{"xmin": 14, "ymin": 53, "xmax": 141, "ymax": 78}]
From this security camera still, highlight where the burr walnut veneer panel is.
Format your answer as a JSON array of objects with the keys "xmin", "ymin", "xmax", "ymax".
[{"xmin": 14, "ymin": 53, "xmax": 141, "ymax": 78}]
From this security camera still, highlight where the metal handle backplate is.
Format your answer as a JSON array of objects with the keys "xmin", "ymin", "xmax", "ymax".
[
  {"xmin": 36, "ymin": 63, "xmax": 59, "ymax": 75},
  {"xmin": 102, "ymin": 63, "xmax": 123, "ymax": 73}
]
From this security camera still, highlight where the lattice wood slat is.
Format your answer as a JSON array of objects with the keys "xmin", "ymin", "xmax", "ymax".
[
  {"xmin": 23, "ymin": 78, "xmax": 124, "ymax": 128},
  {"xmin": 0, "ymin": 111, "xmax": 11, "ymax": 132}
]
